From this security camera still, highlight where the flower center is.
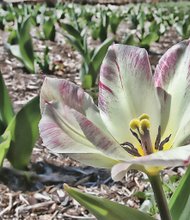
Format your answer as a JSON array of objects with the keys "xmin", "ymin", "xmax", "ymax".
[{"xmin": 121, "ymin": 114, "xmax": 171, "ymax": 157}]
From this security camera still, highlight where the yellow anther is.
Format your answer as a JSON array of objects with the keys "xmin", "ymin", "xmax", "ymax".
[
  {"xmin": 139, "ymin": 113, "xmax": 150, "ymax": 121},
  {"xmin": 140, "ymin": 119, "xmax": 151, "ymax": 131},
  {"xmin": 129, "ymin": 119, "xmax": 141, "ymax": 130}
]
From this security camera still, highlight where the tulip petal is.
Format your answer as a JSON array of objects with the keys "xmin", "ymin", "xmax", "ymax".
[
  {"xmin": 40, "ymin": 101, "xmax": 129, "ymax": 161},
  {"xmin": 40, "ymin": 77, "xmax": 107, "ymax": 133},
  {"xmin": 154, "ymin": 40, "xmax": 190, "ymax": 144},
  {"xmin": 40, "ymin": 77, "xmax": 92, "ymax": 114},
  {"xmin": 72, "ymin": 109, "xmax": 130, "ymax": 161},
  {"xmin": 69, "ymin": 153, "xmax": 119, "ymax": 168},
  {"xmin": 111, "ymin": 163, "xmax": 132, "ymax": 181},
  {"xmin": 112, "ymin": 145, "xmax": 190, "ymax": 181},
  {"xmin": 99, "ymin": 44, "xmax": 161, "ymax": 143},
  {"xmin": 39, "ymin": 103, "xmax": 97, "ymax": 153},
  {"xmin": 129, "ymin": 145, "xmax": 190, "ymax": 168},
  {"xmin": 156, "ymin": 88, "xmax": 171, "ymax": 135},
  {"xmin": 111, "ymin": 163, "xmax": 144, "ymax": 181}
]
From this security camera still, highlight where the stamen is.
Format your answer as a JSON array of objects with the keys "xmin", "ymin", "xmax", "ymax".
[
  {"xmin": 130, "ymin": 129, "xmax": 142, "ymax": 144},
  {"xmin": 125, "ymin": 114, "xmax": 172, "ymax": 157},
  {"xmin": 139, "ymin": 113, "xmax": 150, "ymax": 121},
  {"xmin": 130, "ymin": 119, "xmax": 140, "ymax": 130},
  {"xmin": 121, "ymin": 142, "xmax": 141, "ymax": 157},
  {"xmin": 155, "ymin": 126, "xmax": 161, "ymax": 150},
  {"xmin": 159, "ymin": 134, "xmax": 172, "ymax": 150},
  {"xmin": 140, "ymin": 119, "xmax": 150, "ymax": 135}
]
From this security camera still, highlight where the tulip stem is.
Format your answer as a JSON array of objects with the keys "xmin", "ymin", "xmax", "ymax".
[{"xmin": 148, "ymin": 174, "xmax": 172, "ymax": 220}]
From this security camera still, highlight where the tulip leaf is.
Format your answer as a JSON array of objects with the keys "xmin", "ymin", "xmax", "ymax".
[
  {"xmin": 61, "ymin": 23, "xmax": 81, "ymax": 39},
  {"xmin": 6, "ymin": 44, "xmax": 22, "ymax": 61},
  {"xmin": 18, "ymin": 16, "xmax": 35, "ymax": 73},
  {"xmin": 43, "ymin": 18, "xmax": 56, "ymax": 41},
  {"xmin": 82, "ymin": 74, "xmax": 93, "ymax": 89},
  {"xmin": 0, "ymin": 72, "xmax": 14, "ymax": 131},
  {"xmin": 6, "ymin": 96, "xmax": 40, "ymax": 169},
  {"xmin": 0, "ymin": 131, "xmax": 11, "ymax": 167},
  {"xmin": 65, "ymin": 185, "xmax": 155, "ymax": 220},
  {"xmin": 169, "ymin": 166, "xmax": 190, "ymax": 220},
  {"xmin": 141, "ymin": 32, "xmax": 159, "ymax": 48},
  {"xmin": 91, "ymin": 38, "xmax": 113, "ymax": 73}
]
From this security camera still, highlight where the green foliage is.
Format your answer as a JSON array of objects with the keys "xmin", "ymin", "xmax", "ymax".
[
  {"xmin": 169, "ymin": 167, "xmax": 190, "ymax": 220},
  {"xmin": 0, "ymin": 72, "xmax": 14, "ymax": 132},
  {"xmin": 90, "ymin": 8, "xmax": 109, "ymax": 42},
  {"xmin": 108, "ymin": 10, "xmax": 123, "ymax": 34},
  {"xmin": 42, "ymin": 17, "xmax": 56, "ymax": 41},
  {"xmin": 17, "ymin": 16, "xmax": 35, "ymax": 73},
  {"xmin": 0, "ymin": 72, "xmax": 40, "ymax": 169},
  {"xmin": 36, "ymin": 46, "xmax": 54, "ymax": 74},
  {"xmin": 176, "ymin": 15, "xmax": 190, "ymax": 39},
  {"xmin": 7, "ymin": 16, "xmax": 35, "ymax": 73},
  {"xmin": 6, "ymin": 96, "xmax": 40, "ymax": 169},
  {"xmin": 65, "ymin": 185, "xmax": 156, "ymax": 220},
  {"xmin": 7, "ymin": 29, "xmax": 18, "ymax": 45},
  {"xmin": 0, "ymin": 131, "xmax": 11, "ymax": 166},
  {"xmin": 61, "ymin": 21, "xmax": 113, "ymax": 88}
]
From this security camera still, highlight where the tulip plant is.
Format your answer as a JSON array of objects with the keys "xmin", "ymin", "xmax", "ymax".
[{"xmin": 39, "ymin": 40, "xmax": 190, "ymax": 219}]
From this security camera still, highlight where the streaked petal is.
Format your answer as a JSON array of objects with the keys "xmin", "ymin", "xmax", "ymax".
[
  {"xmin": 40, "ymin": 101, "xmax": 130, "ymax": 161},
  {"xmin": 40, "ymin": 77, "xmax": 92, "ymax": 114},
  {"xmin": 154, "ymin": 40, "xmax": 190, "ymax": 144},
  {"xmin": 72, "ymin": 109, "xmax": 130, "ymax": 161},
  {"xmin": 40, "ymin": 77, "xmax": 112, "ymax": 137},
  {"xmin": 99, "ymin": 44, "xmax": 161, "ymax": 143},
  {"xmin": 39, "ymin": 103, "xmax": 97, "ymax": 153},
  {"xmin": 69, "ymin": 153, "xmax": 119, "ymax": 168}
]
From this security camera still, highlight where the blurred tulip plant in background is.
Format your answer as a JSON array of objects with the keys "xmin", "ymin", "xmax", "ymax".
[{"xmin": 39, "ymin": 40, "xmax": 190, "ymax": 220}]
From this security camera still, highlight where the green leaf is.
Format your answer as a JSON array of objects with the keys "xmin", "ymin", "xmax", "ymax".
[
  {"xmin": 0, "ymin": 131, "xmax": 11, "ymax": 167},
  {"xmin": 7, "ymin": 29, "xmax": 18, "ymax": 45},
  {"xmin": 6, "ymin": 96, "xmax": 40, "ymax": 169},
  {"xmin": 61, "ymin": 23, "xmax": 81, "ymax": 39},
  {"xmin": 99, "ymin": 11, "xmax": 109, "ymax": 42},
  {"xmin": 65, "ymin": 185, "xmax": 156, "ymax": 220},
  {"xmin": 141, "ymin": 33, "xmax": 159, "ymax": 48},
  {"xmin": 6, "ymin": 44, "xmax": 22, "ymax": 61},
  {"xmin": 92, "ymin": 38, "xmax": 113, "ymax": 73},
  {"xmin": 18, "ymin": 16, "xmax": 35, "ymax": 73},
  {"xmin": 82, "ymin": 74, "xmax": 92, "ymax": 89},
  {"xmin": 43, "ymin": 18, "xmax": 56, "ymax": 41},
  {"xmin": 64, "ymin": 34, "xmax": 84, "ymax": 55},
  {"xmin": 123, "ymin": 34, "xmax": 137, "ymax": 46},
  {"xmin": 169, "ymin": 166, "xmax": 190, "ymax": 220},
  {"xmin": 0, "ymin": 72, "xmax": 14, "ymax": 130},
  {"xmin": 109, "ymin": 13, "xmax": 123, "ymax": 34}
]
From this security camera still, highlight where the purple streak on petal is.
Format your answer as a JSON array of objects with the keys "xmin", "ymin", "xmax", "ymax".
[
  {"xmin": 183, "ymin": 156, "xmax": 190, "ymax": 166},
  {"xmin": 99, "ymin": 81, "xmax": 114, "ymax": 114},
  {"xmin": 98, "ymin": 81, "xmax": 114, "ymax": 112},
  {"xmin": 73, "ymin": 110, "xmax": 120, "ymax": 155},
  {"xmin": 99, "ymin": 81, "xmax": 113, "ymax": 95},
  {"xmin": 59, "ymin": 80, "xmax": 85, "ymax": 111},
  {"xmin": 101, "ymin": 64, "xmax": 116, "ymax": 82},
  {"xmin": 115, "ymin": 59, "xmax": 124, "ymax": 89},
  {"xmin": 154, "ymin": 41, "xmax": 188, "ymax": 87},
  {"xmin": 120, "ymin": 46, "xmax": 152, "ymax": 81}
]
